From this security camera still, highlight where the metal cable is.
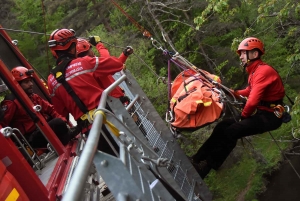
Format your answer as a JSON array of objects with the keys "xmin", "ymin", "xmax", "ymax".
[
  {"xmin": 268, "ymin": 131, "xmax": 300, "ymax": 179},
  {"xmin": 0, "ymin": 28, "xmax": 49, "ymax": 35}
]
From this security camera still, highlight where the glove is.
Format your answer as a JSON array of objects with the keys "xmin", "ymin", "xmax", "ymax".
[
  {"xmin": 229, "ymin": 89, "xmax": 240, "ymax": 98},
  {"xmin": 123, "ymin": 46, "xmax": 133, "ymax": 56},
  {"xmin": 119, "ymin": 96, "xmax": 130, "ymax": 105},
  {"xmin": 89, "ymin": 36, "xmax": 101, "ymax": 46}
]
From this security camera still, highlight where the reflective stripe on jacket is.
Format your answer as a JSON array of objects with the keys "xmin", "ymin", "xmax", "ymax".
[{"xmin": 47, "ymin": 44, "xmax": 124, "ymax": 120}]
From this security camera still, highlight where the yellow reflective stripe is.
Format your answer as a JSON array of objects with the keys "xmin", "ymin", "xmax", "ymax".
[
  {"xmin": 195, "ymin": 100, "xmax": 212, "ymax": 106},
  {"xmin": 195, "ymin": 100, "xmax": 203, "ymax": 104},
  {"xmin": 94, "ymin": 110, "xmax": 120, "ymax": 137},
  {"xmin": 171, "ymin": 98, "xmax": 177, "ymax": 103},
  {"xmin": 213, "ymin": 76, "xmax": 219, "ymax": 81},
  {"xmin": 204, "ymin": 101, "xmax": 212, "ymax": 106},
  {"xmin": 5, "ymin": 188, "xmax": 19, "ymax": 201}
]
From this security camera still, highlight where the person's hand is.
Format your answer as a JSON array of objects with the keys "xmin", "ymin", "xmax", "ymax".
[
  {"xmin": 88, "ymin": 36, "xmax": 101, "ymax": 46},
  {"xmin": 229, "ymin": 89, "xmax": 240, "ymax": 97},
  {"xmin": 123, "ymin": 46, "xmax": 133, "ymax": 56}
]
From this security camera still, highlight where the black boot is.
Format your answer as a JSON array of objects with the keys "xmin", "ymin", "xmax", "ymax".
[{"xmin": 189, "ymin": 157, "xmax": 212, "ymax": 179}]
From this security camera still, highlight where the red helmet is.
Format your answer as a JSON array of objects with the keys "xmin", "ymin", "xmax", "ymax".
[
  {"xmin": 237, "ymin": 37, "xmax": 265, "ymax": 55},
  {"xmin": 11, "ymin": 66, "xmax": 34, "ymax": 82},
  {"xmin": 48, "ymin": 28, "xmax": 77, "ymax": 58},
  {"xmin": 76, "ymin": 38, "xmax": 91, "ymax": 55}
]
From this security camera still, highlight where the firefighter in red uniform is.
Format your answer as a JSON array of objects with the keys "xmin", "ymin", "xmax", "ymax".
[
  {"xmin": 76, "ymin": 38, "xmax": 130, "ymax": 104},
  {"xmin": 47, "ymin": 29, "xmax": 133, "ymax": 155},
  {"xmin": 0, "ymin": 67, "xmax": 71, "ymax": 148},
  {"xmin": 190, "ymin": 37, "xmax": 285, "ymax": 178}
]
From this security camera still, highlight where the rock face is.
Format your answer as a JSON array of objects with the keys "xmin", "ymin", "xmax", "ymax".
[{"xmin": 257, "ymin": 153, "xmax": 300, "ymax": 201}]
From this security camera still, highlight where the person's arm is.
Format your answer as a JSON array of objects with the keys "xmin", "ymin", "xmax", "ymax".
[
  {"xmin": 47, "ymin": 76, "xmax": 69, "ymax": 119},
  {"xmin": 96, "ymin": 42, "xmax": 110, "ymax": 57},
  {"xmin": 237, "ymin": 86, "xmax": 250, "ymax": 97},
  {"xmin": 86, "ymin": 56, "xmax": 124, "ymax": 78},
  {"xmin": 0, "ymin": 100, "xmax": 17, "ymax": 127},
  {"xmin": 241, "ymin": 72, "xmax": 269, "ymax": 117},
  {"xmin": 49, "ymin": 95, "xmax": 69, "ymax": 120},
  {"xmin": 37, "ymin": 95, "xmax": 67, "ymax": 122}
]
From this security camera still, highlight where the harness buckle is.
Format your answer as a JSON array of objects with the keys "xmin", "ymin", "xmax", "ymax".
[
  {"xmin": 55, "ymin": 72, "xmax": 65, "ymax": 83},
  {"xmin": 80, "ymin": 109, "xmax": 96, "ymax": 124},
  {"xmin": 273, "ymin": 104, "xmax": 285, "ymax": 118}
]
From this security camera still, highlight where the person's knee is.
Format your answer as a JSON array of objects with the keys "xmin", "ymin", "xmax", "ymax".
[{"xmin": 49, "ymin": 118, "xmax": 70, "ymax": 145}]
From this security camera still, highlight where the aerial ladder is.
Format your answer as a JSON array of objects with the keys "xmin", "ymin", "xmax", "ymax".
[{"xmin": 0, "ymin": 26, "xmax": 212, "ymax": 201}]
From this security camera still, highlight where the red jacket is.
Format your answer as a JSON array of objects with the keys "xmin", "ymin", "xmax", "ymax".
[
  {"xmin": 237, "ymin": 60, "xmax": 285, "ymax": 118},
  {"xmin": 96, "ymin": 43, "xmax": 127, "ymax": 98},
  {"xmin": 0, "ymin": 93, "xmax": 66, "ymax": 135},
  {"xmin": 47, "ymin": 44, "xmax": 124, "ymax": 120}
]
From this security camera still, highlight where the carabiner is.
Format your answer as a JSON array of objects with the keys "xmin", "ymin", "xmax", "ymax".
[{"xmin": 151, "ymin": 38, "xmax": 163, "ymax": 50}]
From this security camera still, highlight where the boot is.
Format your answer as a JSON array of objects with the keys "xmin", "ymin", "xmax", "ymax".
[{"xmin": 189, "ymin": 157, "xmax": 212, "ymax": 179}]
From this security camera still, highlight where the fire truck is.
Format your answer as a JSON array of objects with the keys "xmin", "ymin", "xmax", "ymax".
[{"xmin": 0, "ymin": 26, "xmax": 212, "ymax": 201}]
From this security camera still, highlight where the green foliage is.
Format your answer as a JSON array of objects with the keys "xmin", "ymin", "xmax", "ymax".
[
  {"xmin": 4, "ymin": 0, "xmax": 300, "ymax": 200},
  {"xmin": 194, "ymin": 0, "xmax": 230, "ymax": 30}
]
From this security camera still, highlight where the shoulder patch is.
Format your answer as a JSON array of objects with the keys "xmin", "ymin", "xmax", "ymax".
[{"xmin": 1, "ymin": 105, "xmax": 8, "ymax": 111}]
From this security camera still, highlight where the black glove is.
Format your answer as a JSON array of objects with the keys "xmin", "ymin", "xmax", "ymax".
[
  {"xmin": 119, "ymin": 96, "xmax": 130, "ymax": 105},
  {"xmin": 123, "ymin": 46, "xmax": 133, "ymax": 56},
  {"xmin": 88, "ymin": 36, "xmax": 101, "ymax": 46}
]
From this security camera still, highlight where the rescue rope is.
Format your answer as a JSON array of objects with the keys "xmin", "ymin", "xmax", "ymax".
[
  {"xmin": 40, "ymin": 0, "xmax": 51, "ymax": 74},
  {"xmin": 253, "ymin": 134, "xmax": 299, "ymax": 143},
  {"xmin": 100, "ymin": 41, "xmax": 161, "ymax": 78},
  {"xmin": 0, "ymin": 28, "xmax": 49, "ymax": 35},
  {"xmin": 110, "ymin": 0, "xmax": 152, "ymax": 38},
  {"xmin": 93, "ymin": 109, "xmax": 120, "ymax": 137},
  {"xmin": 268, "ymin": 131, "xmax": 300, "ymax": 179}
]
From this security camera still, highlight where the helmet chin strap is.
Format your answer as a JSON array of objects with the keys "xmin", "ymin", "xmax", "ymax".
[{"xmin": 240, "ymin": 50, "xmax": 259, "ymax": 68}]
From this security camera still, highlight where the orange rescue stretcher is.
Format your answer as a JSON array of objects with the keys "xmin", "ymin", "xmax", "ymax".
[{"xmin": 168, "ymin": 69, "xmax": 224, "ymax": 130}]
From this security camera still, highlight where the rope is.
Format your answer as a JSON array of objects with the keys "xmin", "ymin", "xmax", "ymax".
[
  {"xmin": 93, "ymin": 109, "xmax": 120, "ymax": 137},
  {"xmin": 100, "ymin": 40, "xmax": 161, "ymax": 79},
  {"xmin": 40, "ymin": 0, "xmax": 51, "ymax": 75},
  {"xmin": 268, "ymin": 131, "xmax": 300, "ymax": 179},
  {"xmin": 110, "ymin": 0, "xmax": 152, "ymax": 38},
  {"xmin": 141, "ymin": 156, "xmax": 170, "ymax": 167},
  {"xmin": 0, "ymin": 28, "xmax": 49, "ymax": 35}
]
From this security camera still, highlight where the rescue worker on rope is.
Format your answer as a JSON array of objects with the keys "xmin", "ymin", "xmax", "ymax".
[
  {"xmin": 189, "ymin": 37, "xmax": 285, "ymax": 179},
  {"xmin": 0, "ymin": 66, "xmax": 72, "ymax": 148},
  {"xmin": 47, "ymin": 29, "xmax": 133, "ymax": 155},
  {"xmin": 76, "ymin": 38, "xmax": 130, "ymax": 105}
]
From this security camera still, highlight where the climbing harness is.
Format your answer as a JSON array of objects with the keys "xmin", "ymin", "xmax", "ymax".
[{"xmin": 50, "ymin": 57, "xmax": 94, "ymax": 126}]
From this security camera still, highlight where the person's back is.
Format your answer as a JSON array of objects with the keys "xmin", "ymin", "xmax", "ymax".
[
  {"xmin": 47, "ymin": 28, "xmax": 128, "ymax": 155},
  {"xmin": 47, "ymin": 29, "xmax": 125, "ymax": 120},
  {"xmin": 48, "ymin": 55, "xmax": 120, "ymax": 120}
]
